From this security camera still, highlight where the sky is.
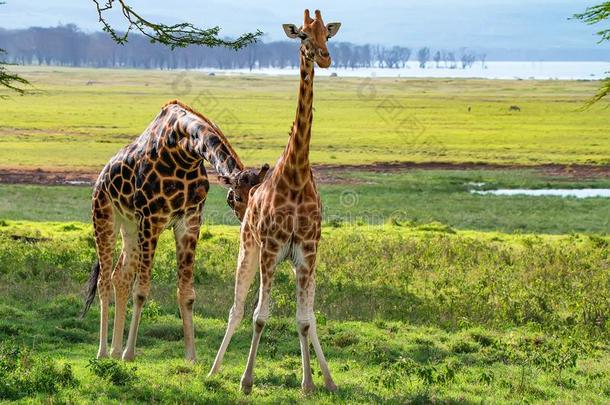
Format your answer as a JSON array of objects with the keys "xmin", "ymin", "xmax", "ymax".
[{"xmin": 0, "ymin": 0, "xmax": 607, "ymax": 51}]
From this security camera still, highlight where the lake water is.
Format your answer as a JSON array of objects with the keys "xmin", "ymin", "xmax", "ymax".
[
  {"xmin": 205, "ymin": 61, "xmax": 610, "ymax": 80},
  {"xmin": 472, "ymin": 189, "xmax": 610, "ymax": 198}
]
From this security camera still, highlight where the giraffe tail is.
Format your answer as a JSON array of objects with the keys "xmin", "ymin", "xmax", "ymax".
[{"xmin": 80, "ymin": 260, "xmax": 100, "ymax": 318}]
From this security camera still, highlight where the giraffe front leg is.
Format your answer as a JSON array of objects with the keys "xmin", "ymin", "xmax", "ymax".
[
  {"xmin": 123, "ymin": 222, "xmax": 159, "ymax": 362},
  {"xmin": 209, "ymin": 229, "xmax": 259, "ymax": 376},
  {"xmin": 240, "ymin": 246, "xmax": 277, "ymax": 395},
  {"xmin": 295, "ymin": 266, "xmax": 314, "ymax": 394},
  {"xmin": 174, "ymin": 211, "xmax": 202, "ymax": 363}
]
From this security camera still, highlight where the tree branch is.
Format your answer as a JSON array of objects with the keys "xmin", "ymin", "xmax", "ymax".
[
  {"xmin": 582, "ymin": 77, "xmax": 610, "ymax": 109},
  {"xmin": 0, "ymin": 61, "xmax": 29, "ymax": 98},
  {"xmin": 0, "ymin": 1, "xmax": 30, "ymax": 98},
  {"xmin": 92, "ymin": 0, "xmax": 262, "ymax": 50},
  {"xmin": 573, "ymin": 2, "xmax": 610, "ymax": 42},
  {"xmin": 573, "ymin": 2, "xmax": 610, "ymax": 105}
]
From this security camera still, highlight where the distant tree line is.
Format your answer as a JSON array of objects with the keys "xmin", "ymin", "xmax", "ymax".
[{"xmin": 0, "ymin": 25, "xmax": 486, "ymax": 70}]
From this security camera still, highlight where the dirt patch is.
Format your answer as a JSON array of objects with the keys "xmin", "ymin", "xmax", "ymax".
[
  {"xmin": 1, "ymin": 162, "xmax": 610, "ymax": 186},
  {"xmin": 0, "ymin": 169, "xmax": 97, "ymax": 186}
]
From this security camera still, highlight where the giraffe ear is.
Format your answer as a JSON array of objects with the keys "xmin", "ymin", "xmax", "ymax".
[
  {"xmin": 326, "ymin": 22, "xmax": 341, "ymax": 38},
  {"xmin": 282, "ymin": 24, "xmax": 300, "ymax": 39},
  {"xmin": 258, "ymin": 163, "xmax": 270, "ymax": 182},
  {"xmin": 219, "ymin": 175, "xmax": 234, "ymax": 187}
]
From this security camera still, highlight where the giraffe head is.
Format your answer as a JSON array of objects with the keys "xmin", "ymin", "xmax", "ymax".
[
  {"xmin": 283, "ymin": 9, "xmax": 341, "ymax": 68},
  {"xmin": 220, "ymin": 163, "xmax": 270, "ymax": 220}
]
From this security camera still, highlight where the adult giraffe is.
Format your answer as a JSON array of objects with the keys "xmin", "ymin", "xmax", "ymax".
[
  {"xmin": 208, "ymin": 10, "xmax": 341, "ymax": 394},
  {"xmin": 82, "ymin": 100, "xmax": 268, "ymax": 362}
]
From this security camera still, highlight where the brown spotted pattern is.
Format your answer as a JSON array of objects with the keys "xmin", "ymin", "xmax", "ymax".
[
  {"xmin": 208, "ymin": 10, "xmax": 341, "ymax": 395},
  {"xmin": 91, "ymin": 100, "xmax": 265, "ymax": 362}
]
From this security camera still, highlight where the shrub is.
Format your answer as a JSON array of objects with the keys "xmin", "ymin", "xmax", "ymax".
[
  {"xmin": 0, "ymin": 342, "xmax": 78, "ymax": 400},
  {"xmin": 331, "ymin": 331, "xmax": 360, "ymax": 348},
  {"xmin": 87, "ymin": 358, "xmax": 137, "ymax": 386},
  {"xmin": 450, "ymin": 337, "xmax": 481, "ymax": 354}
]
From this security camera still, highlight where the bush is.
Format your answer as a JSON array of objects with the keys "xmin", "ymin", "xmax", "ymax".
[
  {"xmin": 0, "ymin": 225, "xmax": 608, "ymax": 340},
  {"xmin": 87, "ymin": 358, "xmax": 138, "ymax": 386},
  {"xmin": 449, "ymin": 338, "xmax": 480, "ymax": 354},
  {"xmin": 0, "ymin": 342, "xmax": 78, "ymax": 400}
]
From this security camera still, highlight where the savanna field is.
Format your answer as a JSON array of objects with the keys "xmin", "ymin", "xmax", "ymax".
[{"xmin": 0, "ymin": 67, "xmax": 609, "ymax": 403}]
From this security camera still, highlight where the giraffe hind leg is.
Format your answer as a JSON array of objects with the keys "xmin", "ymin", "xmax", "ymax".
[
  {"xmin": 123, "ymin": 219, "xmax": 160, "ymax": 361},
  {"xmin": 92, "ymin": 196, "xmax": 117, "ymax": 359},
  {"xmin": 174, "ymin": 211, "xmax": 202, "ymax": 363},
  {"xmin": 110, "ymin": 222, "xmax": 138, "ymax": 359}
]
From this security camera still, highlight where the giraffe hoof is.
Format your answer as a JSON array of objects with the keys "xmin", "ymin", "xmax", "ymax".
[
  {"xmin": 110, "ymin": 349, "xmax": 122, "ymax": 359},
  {"xmin": 325, "ymin": 380, "xmax": 338, "ymax": 392},
  {"xmin": 96, "ymin": 351, "xmax": 109, "ymax": 360},
  {"xmin": 121, "ymin": 350, "xmax": 136, "ymax": 362},
  {"xmin": 302, "ymin": 382, "xmax": 315, "ymax": 395},
  {"xmin": 240, "ymin": 377, "xmax": 253, "ymax": 395}
]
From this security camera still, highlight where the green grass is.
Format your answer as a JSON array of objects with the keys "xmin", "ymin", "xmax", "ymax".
[
  {"xmin": 1, "ymin": 67, "xmax": 609, "ymax": 170},
  {"xmin": 0, "ymin": 222, "xmax": 608, "ymax": 403},
  {"xmin": 2, "ymin": 66, "xmax": 610, "ymax": 403},
  {"xmin": 2, "ymin": 169, "xmax": 610, "ymax": 234}
]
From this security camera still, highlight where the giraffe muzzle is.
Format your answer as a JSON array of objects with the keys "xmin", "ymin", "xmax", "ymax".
[
  {"xmin": 316, "ymin": 56, "xmax": 331, "ymax": 68},
  {"xmin": 316, "ymin": 49, "xmax": 331, "ymax": 68}
]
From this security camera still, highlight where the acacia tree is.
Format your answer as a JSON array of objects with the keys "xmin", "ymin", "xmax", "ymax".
[
  {"xmin": 0, "ymin": 48, "xmax": 29, "ymax": 98},
  {"xmin": 574, "ymin": 2, "xmax": 610, "ymax": 104},
  {"xmin": 93, "ymin": 0, "xmax": 261, "ymax": 50},
  {"xmin": 0, "ymin": 2, "xmax": 30, "ymax": 96},
  {"xmin": 0, "ymin": 0, "xmax": 262, "ymax": 96}
]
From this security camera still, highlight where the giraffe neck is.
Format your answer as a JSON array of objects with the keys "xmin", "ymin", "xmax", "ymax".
[
  {"xmin": 276, "ymin": 52, "xmax": 314, "ymax": 186},
  {"xmin": 175, "ymin": 109, "xmax": 245, "ymax": 177},
  {"xmin": 196, "ymin": 130, "xmax": 244, "ymax": 177}
]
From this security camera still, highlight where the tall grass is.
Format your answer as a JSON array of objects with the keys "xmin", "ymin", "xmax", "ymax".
[
  {"xmin": 0, "ymin": 222, "xmax": 608, "ymax": 403},
  {"xmin": 0, "ymin": 222, "xmax": 607, "ymax": 339}
]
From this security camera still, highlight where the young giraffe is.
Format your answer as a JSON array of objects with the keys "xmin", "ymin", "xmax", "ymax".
[
  {"xmin": 208, "ymin": 10, "xmax": 341, "ymax": 394},
  {"xmin": 82, "ymin": 100, "xmax": 268, "ymax": 362}
]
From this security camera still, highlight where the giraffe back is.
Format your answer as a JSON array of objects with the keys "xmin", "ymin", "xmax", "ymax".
[{"xmin": 93, "ymin": 102, "xmax": 221, "ymax": 224}]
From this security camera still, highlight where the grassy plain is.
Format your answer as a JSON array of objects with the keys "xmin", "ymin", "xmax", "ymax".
[
  {"xmin": 0, "ymin": 67, "xmax": 609, "ymax": 170},
  {"xmin": 1, "ymin": 67, "xmax": 610, "ymax": 403},
  {"xmin": 0, "ymin": 222, "xmax": 608, "ymax": 403},
  {"xmin": 1, "ymin": 169, "xmax": 610, "ymax": 234}
]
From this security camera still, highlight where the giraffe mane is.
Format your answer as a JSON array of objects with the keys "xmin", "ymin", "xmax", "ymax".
[{"xmin": 162, "ymin": 99, "xmax": 245, "ymax": 170}]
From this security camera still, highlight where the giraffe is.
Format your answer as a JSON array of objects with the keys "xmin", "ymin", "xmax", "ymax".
[
  {"xmin": 81, "ymin": 99, "xmax": 269, "ymax": 362},
  {"xmin": 208, "ymin": 9, "xmax": 341, "ymax": 394}
]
